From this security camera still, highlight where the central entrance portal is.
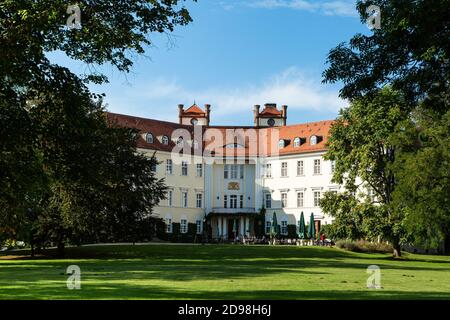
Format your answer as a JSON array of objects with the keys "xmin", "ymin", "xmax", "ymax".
[{"xmin": 228, "ymin": 218, "xmax": 238, "ymax": 240}]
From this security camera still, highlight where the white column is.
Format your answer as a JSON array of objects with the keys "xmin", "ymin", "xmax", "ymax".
[
  {"xmin": 223, "ymin": 217, "xmax": 228, "ymax": 240},
  {"xmin": 240, "ymin": 216, "xmax": 245, "ymax": 236},
  {"xmin": 218, "ymin": 216, "xmax": 222, "ymax": 239},
  {"xmin": 245, "ymin": 217, "xmax": 250, "ymax": 237}
]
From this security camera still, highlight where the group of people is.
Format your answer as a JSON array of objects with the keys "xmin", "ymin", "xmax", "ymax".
[{"xmin": 210, "ymin": 233, "xmax": 330, "ymax": 246}]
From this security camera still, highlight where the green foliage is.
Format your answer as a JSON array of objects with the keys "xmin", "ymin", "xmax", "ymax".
[
  {"xmin": 335, "ymin": 240, "xmax": 393, "ymax": 254},
  {"xmin": 322, "ymin": 0, "xmax": 450, "ymax": 256},
  {"xmin": 0, "ymin": 0, "xmax": 190, "ymax": 254},
  {"xmin": 392, "ymin": 108, "xmax": 450, "ymax": 252},
  {"xmin": 322, "ymin": 88, "xmax": 408, "ymax": 255},
  {"xmin": 287, "ymin": 225, "xmax": 298, "ymax": 239},
  {"xmin": 323, "ymin": 0, "xmax": 450, "ymax": 114}
]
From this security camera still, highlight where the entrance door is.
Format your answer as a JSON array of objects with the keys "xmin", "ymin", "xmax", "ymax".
[{"xmin": 228, "ymin": 218, "xmax": 237, "ymax": 239}]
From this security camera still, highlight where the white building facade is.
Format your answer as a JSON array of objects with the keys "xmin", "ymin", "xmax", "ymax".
[{"xmin": 108, "ymin": 103, "xmax": 337, "ymax": 240}]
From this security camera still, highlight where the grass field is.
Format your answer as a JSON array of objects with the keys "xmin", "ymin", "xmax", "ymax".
[{"xmin": 1, "ymin": 244, "xmax": 450, "ymax": 300}]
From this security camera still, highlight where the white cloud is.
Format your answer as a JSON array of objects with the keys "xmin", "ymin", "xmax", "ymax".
[
  {"xmin": 104, "ymin": 67, "xmax": 346, "ymax": 123},
  {"xmin": 246, "ymin": 0, "xmax": 358, "ymax": 17}
]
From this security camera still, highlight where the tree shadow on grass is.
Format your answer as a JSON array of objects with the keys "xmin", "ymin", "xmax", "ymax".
[
  {"xmin": 1, "ymin": 245, "xmax": 449, "ymax": 286},
  {"xmin": 1, "ymin": 281, "xmax": 449, "ymax": 300}
]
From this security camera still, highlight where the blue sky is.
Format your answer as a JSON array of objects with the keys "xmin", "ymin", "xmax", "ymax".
[{"xmin": 49, "ymin": 0, "xmax": 370, "ymax": 126}]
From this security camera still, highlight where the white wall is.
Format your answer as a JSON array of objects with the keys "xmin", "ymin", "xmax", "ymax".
[{"xmin": 261, "ymin": 151, "xmax": 338, "ymax": 226}]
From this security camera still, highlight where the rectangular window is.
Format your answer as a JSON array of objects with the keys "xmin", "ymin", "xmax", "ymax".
[
  {"xmin": 224, "ymin": 195, "xmax": 228, "ymax": 208},
  {"xmin": 230, "ymin": 195, "xmax": 238, "ymax": 209},
  {"xmin": 265, "ymin": 193, "xmax": 272, "ymax": 209},
  {"xmin": 182, "ymin": 191, "xmax": 188, "ymax": 208},
  {"xmin": 297, "ymin": 192, "xmax": 304, "ymax": 208},
  {"xmin": 167, "ymin": 190, "xmax": 173, "ymax": 207},
  {"xmin": 166, "ymin": 218, "xmax": 173, "ymax": 233},
  {"xmin": 281, "ymin": 221, "xmax": 288, "ymax": 235},
  {"xmin": 181, "ymin": 161, "xmax": 188, "ymax": 176},
  {"xmin": 224, "ymin": 165, "xmax": 229, "ymax": 179},
  {"xmin": 281, "ymin": 192, "xmax": 288, "ymax": 208},
  {"xmin": 314, "ymin": 191, "xmax": 321, "ymax": 207},
  {"xmin": 240, "ymin": 195, "xmax": 244, "ymax": 209},
  {"xmin": 196, "ymin": 164, "xmax": 203, "ymax": 177},
  {"xmin": 265, "ymin": 221, "xmax": 271, "ymax": 234},
  {"xmin": 314, "ymin": 159, "xmax": 321, "ymax": 175},
  {"xmin": 166, "ymin": 159, "xmax": 173, "ymax": 175},
  {"xmin": 180, "ymin": 219, "xmax": 187, "ymax": 234},
  {"xmin": 266, "ymin": 163, "xmax": 272, "ymax": 178},
  {"xmin": 196, "ymin": 220, "xmax": 202, "ymax": 234},
  {"xmin": 230, "ymin": 165, "xmax": 238, "ymax": 179},
  {"xmin": 281, "ymin": 162, "xmax": 288, "ymax": 177},
  {"xmin": 297, "ymin": 160, "xmax": 304, "ymax": 176},
  {"xmin": 196, "ymin": 193, "xmax": 203, "ymax": 208}
]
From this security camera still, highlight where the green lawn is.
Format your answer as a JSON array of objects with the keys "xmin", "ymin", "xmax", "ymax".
[{"xmin": 1, "ymin": 244, "xmax": 450, "ymax": 299}]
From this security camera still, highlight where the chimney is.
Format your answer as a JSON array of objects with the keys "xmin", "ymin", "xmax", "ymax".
[
  {"xmin": 282, "ymin": 105, "xmax": 288, "ymax": 126},
  {"xmin": 205, "ymin": 104, "xmax": 211, "ymax": 126},
  {"xmin": 254, "ymin": 105, "xmax": 260, "ymax": 127},
  {"xmin": 178, "ymin": 104, "xmax": 184, "ymax": 124}
]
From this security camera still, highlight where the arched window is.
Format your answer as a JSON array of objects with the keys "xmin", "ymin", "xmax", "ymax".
[
  {"xmin": 177, "ymin": 136, "xmax": 184, "ymax": 147},
  {"xmin": 278, "ymin": 140, "xmax": 285, "ymax": 148},
  {"xmin": 310, "ymin": 135, "xmax": 317, "ymax": 145},
  {"xmin": 146, "ymin": 133, "xmax": 153, "ymax": 144},
  {"xmin": 162, "ymin": 135, "xmax": 169, "ymax": 145},
  {"xmin": 294, "ymin": 137, "xmax": 301, "ymax": 147}
]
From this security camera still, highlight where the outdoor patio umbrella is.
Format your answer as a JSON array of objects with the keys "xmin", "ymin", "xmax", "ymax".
[
  {"xmin": 298, "ymin": 211, "xmax": 307, "ymax": 239},
  {"xmin": 308, "ymin": 213, "xmax": 316, "ymax": 240}
]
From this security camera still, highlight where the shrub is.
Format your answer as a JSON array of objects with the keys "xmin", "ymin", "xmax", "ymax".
[
  {"xmin": 287, "ymin": 225, "xmax": 298, "ymax": 239},
  {"xmin": 168, "ymin": 223, "xmax": 181, "ymax": 242},
  {"xmin": 336, "ymin": 239, "xmax": 392, "ymax": 253},
  {"xmin": 155, "ymin": 219, "xmax": 167, "ymax": 241}
]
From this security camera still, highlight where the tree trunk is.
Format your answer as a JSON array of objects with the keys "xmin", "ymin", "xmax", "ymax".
[
  {"xmin": 56, "ymin": 241, "xmax": 65, "ymax": 258},
  {"xmin": 30, "ymin": 243, "xmax": 35, "ymax": 258},
  {"xmin": 392, "ymin": 238, "xmax": 402, "ymax": 258},
  {"xmin": 444, "ymin": 233, "xmax": 450, "ymax": 255}
]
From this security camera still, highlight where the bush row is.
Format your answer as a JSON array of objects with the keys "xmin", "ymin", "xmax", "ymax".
[{"xmin": 335, "ymin": 239, "xmax": 393, "ymax": 253}]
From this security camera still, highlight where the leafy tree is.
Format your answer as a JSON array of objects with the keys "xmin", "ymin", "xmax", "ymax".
[
  {"xmin": 392, "ymin": 108, "xmax": 450, "ymax": 253},
  {"xmin": 1, "ymin": 0, "xmax": 192, "ymax": 255},
  {"xmin": 322, "ymin": 0, "xmax": 450, "ymax": 255},
  {"xmin": 322, "ymin": 88, "xmax": 408, "ymax": 257},
  {"xmin": 323, "ymin": 0, "xmax": 450, "ymax": 113}
]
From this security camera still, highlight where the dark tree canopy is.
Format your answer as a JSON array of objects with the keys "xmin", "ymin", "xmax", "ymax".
[
  {"xmin": 1, "ymin": 0, "xmax": 192, "ymax": 254},
  {"xmin": 323, "ymin": 0, "xmax": 450, "ymax": 112}
]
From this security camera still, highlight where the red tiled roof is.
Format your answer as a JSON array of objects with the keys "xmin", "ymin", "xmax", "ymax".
[
  {"xmin": 183, "ymin": 104, "xmax": 206, "ymax": 116},
  {"xmin": 276, "ymin": 120, "xmax": 333, "ymax": 155},
  {"xmin": 106, "ymin": 112, "xmax": 333, "ymax": 156},
  {"xmin": 106, "ymin": 112, "xmax": 194, "ymax": 153},
  {"xmin": 259, "ymin": 106, "xmax": 282, "ymax": 117}
]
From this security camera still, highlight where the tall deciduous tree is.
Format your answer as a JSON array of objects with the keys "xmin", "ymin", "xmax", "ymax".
[
  {"xmin": 322, "ymin": 0, "xmax": 449, "ymax": 255},
  {"xmin": 322, "ymin": 88, "xmax": 408, "ymax": 257},
  {"xmin": 1, "ymin": 1, "xmax": 193, "ymax": 254},
  {"xmin": 392, "ymin": 107, "xmax": 450, "ymax": 254}
]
